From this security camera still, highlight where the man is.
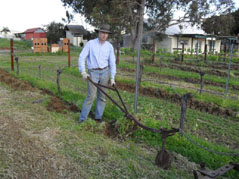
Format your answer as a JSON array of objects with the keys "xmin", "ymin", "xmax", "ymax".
[{"xmin": 78, "ymin": 24, "xmax": 116, "ymax": 123}]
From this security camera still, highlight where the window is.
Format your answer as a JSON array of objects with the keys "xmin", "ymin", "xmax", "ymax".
[
  {"xmin": 195, "ymin": 40, "xmax": 201, "ymax": 52},
  {"xmin": 209, "ymin": 40, "xmax": 215, "ymax": 53}
]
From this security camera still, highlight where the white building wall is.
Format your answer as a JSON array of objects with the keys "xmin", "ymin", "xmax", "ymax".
[
  {"xmin": 72, "ymin": 36, "xmax": 85, "ymax": 47},
  {"xmin": 156, "ymin": 36, "xmax": 172, "ymax": 53},
  {"xmin": 66, "ymin": 31, "xmax": 73, "ymax": 44}
]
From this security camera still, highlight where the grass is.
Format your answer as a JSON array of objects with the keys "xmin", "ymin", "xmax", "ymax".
[
  {"xmin": 0, "ymin": 51, "xmax": 239, "ymax": 178},
  {"xmin": 0, "ymin": 38, "xmax": 32, "ymax": 50},
  {"xmin": 0, "ymin": 82, "xmax": 193, "ymax": 178}
]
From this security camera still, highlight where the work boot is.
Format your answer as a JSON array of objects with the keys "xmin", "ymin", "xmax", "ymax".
[{"xmin": 94, "ymin": 119, "xmax": 102, "ymax": 123}]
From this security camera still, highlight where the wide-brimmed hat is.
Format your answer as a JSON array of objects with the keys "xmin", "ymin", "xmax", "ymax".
[{"xmin": 95, "ymin": 24, "xmax": 112, "ymax": 34}]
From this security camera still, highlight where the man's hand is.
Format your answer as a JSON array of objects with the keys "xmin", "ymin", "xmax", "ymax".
[
  {"xmin": 110, "ymin": 79, "xmax": 115, "ymax": 86},
  {"xmin": 81, "ymin": 72, "xmax": 89, "ymax": 80}
]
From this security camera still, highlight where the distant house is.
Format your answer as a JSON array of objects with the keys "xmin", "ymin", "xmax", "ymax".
[
  {"xmin": 64, "ymin": 25, "xmax": 87, "ymax": 47},
  {"xmin": 123, "ymin": 24, "xmax": 222, "ymax": 54},
  {"xmin": 22, "ymin": 27, "xmax": 46, "ymax": 40},
  {"xmin": 156, "ymin": 33, "xmax": 221, "ymax": 54}
]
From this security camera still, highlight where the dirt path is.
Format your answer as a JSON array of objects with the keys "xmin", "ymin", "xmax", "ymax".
[
  {"xmin": 0, "ymin": 84, "xmax": 83, "ymax": 178},
  {"xmin": 0, "ymin": 116, "xmax": 82, "ymax": 178}
]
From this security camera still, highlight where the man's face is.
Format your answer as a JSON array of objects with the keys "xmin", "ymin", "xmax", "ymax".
[{"xmin": 99, "ymin": 31, "xmax": 109, "ymax": 42}]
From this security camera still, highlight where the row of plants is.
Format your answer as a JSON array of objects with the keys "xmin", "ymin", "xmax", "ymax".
[
  {"xmin": 118, "ymin": 60, "xmax": 239, "ymax": 88},
  {"xmin": 120, "ymin": 47, "xmax": 239, "ymax": 63},
  {"xmin": 0, "ymin": 54, "xmax": 239, "ymax": 177}
]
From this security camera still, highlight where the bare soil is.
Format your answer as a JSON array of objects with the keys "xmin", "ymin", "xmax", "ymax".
[
  {"xmin": 0, "ymin": 68, "xmax": 79, "ymax": 114},
  {"xmin": 116, "ymin": 81, "xmax": 236, "ymax": 118}
]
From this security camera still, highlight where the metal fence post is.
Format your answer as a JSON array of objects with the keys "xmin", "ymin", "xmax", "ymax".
[{"xmin": 225, "ymin": 42, "xmax": 234, "ymax": 96}]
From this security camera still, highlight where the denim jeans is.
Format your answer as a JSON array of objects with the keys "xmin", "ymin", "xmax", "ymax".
[{"xmin": 79, "ymin": 67, "xmax": 109, "ymax": 122}]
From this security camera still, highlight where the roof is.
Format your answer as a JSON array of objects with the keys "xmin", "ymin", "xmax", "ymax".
[
  {"xmin": 165, "ymin": 24, "xmax": 205, "ymax": 35},
  {"xmin": 65, "ymin": 25, "xmax": 87, "ymax": 35},
  {"xmin": 174, "ymin": 34, "xmax": 217, "ymax": 39},
  {"xmin": 23, "ymin": 27, "xmax": 44, "ymax": 33}
]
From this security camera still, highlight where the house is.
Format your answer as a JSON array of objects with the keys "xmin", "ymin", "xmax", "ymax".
[
  {"xmin": 160, "ymin": 33, "xmax": 220, "ymax": 54},
  {"xmin": 123, "ymin": 24, "xmax": 222, "ymax": 54},
  {"xmin": 22, "ymin": 27, "xmax": 46, "ymax": 40},
  {"xmin": 64, "ymin": 25, "xmax": 87, "ymax": 47}
]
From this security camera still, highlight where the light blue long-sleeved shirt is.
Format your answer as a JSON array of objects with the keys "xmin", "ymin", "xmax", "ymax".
[{"xmin": 78, "ymin": 38, "xmax": 116, "ymax": 79}]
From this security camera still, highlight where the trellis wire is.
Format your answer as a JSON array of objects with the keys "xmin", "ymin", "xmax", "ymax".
[{"xmin": 179, "ymin": 129, "xmax": 239, "ymax": 156}]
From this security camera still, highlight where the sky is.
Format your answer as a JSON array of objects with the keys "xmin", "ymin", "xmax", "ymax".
[
  {"xmin": 0, "ymin": 0, "xmax": 238, "ymax": 33},
  {"xmin": 0, "ymin": 0, "xmax": 94, "ymax": 33}
]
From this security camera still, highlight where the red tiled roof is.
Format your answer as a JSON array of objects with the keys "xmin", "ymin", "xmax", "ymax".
[{"xmin": 23, "ymin": 28, "xmax": 41, "ymax": 33}]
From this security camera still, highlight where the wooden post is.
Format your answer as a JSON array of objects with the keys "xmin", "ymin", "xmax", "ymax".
[
  {"xmin": 56, "ymin": 69, "xmax": 62, "ymax": 94},
  {"xmin": 191, "ymin": 38, "xmax": 194, "ymax": 56},
  {"xmin": 179, "ymin": 93, "xmax": 192, "ymax": 130},
  {"xmin": 15, "ymin": 57, "xmax": 19, "ymax": 75},
  {"xmin": 204, "ymin": 44, "xmax": 207, "ymax": 63},
  {"xmin": 152, "ymin": 40, "xmax": 156, "ymax": 63},
  {"xmin": 10, "ymin": 39, "xmax": 14, "ymax": 71},
  {"xmin": 199, "ymin": 71, "xmax": 205, "ymax": 94},
  {"xmin": 68, "ymin": 39, "xmax": 71, "ymax": 67},
  {"xmin": 225, "ymin": 42, "xmax": 233, "ymax": 96},
  {"xmin": 38, "ymin": 65, "xmax": 41, "ymax": 79},
  {"xmin": 223, "ymin": 43, "xmax": 227, "ymax": 62},
  {"xmin": 116, "ymin": 42, "xmax": 120, "ymax": 64},
  {"xmin": 181, "ymin": 43, "xmax": 184, "ymax": 62}
]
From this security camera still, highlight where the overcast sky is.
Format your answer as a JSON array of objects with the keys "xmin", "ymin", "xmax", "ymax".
[
  {"xmin": 0, "ymin": 0, "xmax": 93, "ymax": 32},
  {"xmin": 0, "ymin": 0, "xmax": 238, "ymax": 33}
]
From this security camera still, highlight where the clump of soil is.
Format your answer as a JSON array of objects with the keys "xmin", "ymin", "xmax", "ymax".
[
  {"xmin": 40, "ymin": 89, "xmax": 79, "ymax": 113},
  {"xmin": 46, "ymin": 96, "xmax": 79, "ymax": 113}
]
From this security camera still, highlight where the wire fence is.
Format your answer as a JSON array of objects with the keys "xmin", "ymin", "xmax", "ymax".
[{"xmin": 1, "ymin": 54, "xmax": 239, "ymax": 172}]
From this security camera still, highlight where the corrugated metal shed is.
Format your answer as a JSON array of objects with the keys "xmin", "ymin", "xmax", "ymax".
[{"xmin": 65, "ymin": 25, "xmax": 87, "ymax": 36}]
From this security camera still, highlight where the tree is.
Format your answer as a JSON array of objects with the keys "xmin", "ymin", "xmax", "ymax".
[
  {"xmin": 45, "ymin": 22, "xmax": 65, "ymax": 44},
  {"xmin": 61, "ymin": 0, "xmax": 236, "ymax": 112},
  {"xmin": 1, "ymin": 27, "xmax": 10, "ymax": 37},
  {"xmin": 61, "ymin": 0, "xmax": 235, "ymax": 49},
  {"xmin": 202, "ymin": 14, "xmax": 235, "ymax": 36},
  {"xmin": 231, "ymin": 8, "xmax": 239, "ymax": 35}
]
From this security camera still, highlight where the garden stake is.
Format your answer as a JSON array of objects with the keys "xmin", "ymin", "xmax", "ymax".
[
  {"xmin": 15, "ymin": 57, "xmax": 19, "ymax": 75},
  {"xmin": 204, "ymin": 44, "xmax": 207, "ymax": 63},
  {"xmin": 10, "ymin": 39, "xmax": 14, "ymax": 71},
  {"xmin": 181, "ymin": 43, "xmax": 184, "ymax": 62},
  {"xmin": 179, "ymin": 93, "xmax": 192, "ymax": 130},
  {"xmin": 68, "ymin": 39, "xmax": 71, "ymax": 67},
  {"xmin": 38, "ymin": 65, "xmax": 41, "ymax": 79},
  {"xmin": 199, "ymin": 71, "xmax": 205, "ymax": 94},
  {"xmin": 56, "ymin": 69, "xmax": 62, "ymax": 94}
]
